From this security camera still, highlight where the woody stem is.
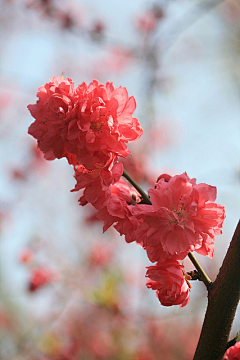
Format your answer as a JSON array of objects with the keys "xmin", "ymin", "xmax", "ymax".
[
  {"xmin": 122, "ymin": 169, "xmax": 152, "ymax": 205},
  {"xmin": 193, "ymin": 220, "xmax": 240, "ymax": 360},
  {"xmin": 187, "ymin": 252, "xmax": 212, "ymax": 288}
]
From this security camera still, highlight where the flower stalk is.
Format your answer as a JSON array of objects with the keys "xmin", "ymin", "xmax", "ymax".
[
  {"xmin": 187, "ymin": 252, "xmax": 212, "ymax": 288},
  {"xmin": 122, "ymin": 168, "xmax": 152, "ymax": 205}
]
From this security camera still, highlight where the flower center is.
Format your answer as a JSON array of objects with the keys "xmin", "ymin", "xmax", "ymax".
[
  {"xmin": 166, "ymin": 195, "xmax": 186, "ymax": 225},
  {"xmin": 90, "ymin": 117, "xmax": 103, "ymax": 133}
]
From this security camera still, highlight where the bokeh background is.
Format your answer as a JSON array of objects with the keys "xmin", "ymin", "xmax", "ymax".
[{"xmin": 0, "ymin": 0, "xmax": 240, "ymax": 359}]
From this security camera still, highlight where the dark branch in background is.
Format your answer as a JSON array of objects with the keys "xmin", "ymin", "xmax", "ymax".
[{"xmin": 193, "ymin": 220, "xmax": 240, "ymax": 360}]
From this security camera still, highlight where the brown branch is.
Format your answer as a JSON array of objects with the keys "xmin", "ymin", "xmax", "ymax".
[{"xmin": 193, "ymin": 220, "xmax": 240, "ymax": 360}]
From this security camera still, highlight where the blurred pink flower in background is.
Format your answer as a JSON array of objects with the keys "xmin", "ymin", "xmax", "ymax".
[
  {"xmin": 222, "ymin": 0, "xmax": 240, "ymax": 23},
  {"xmin": 120, "ymin": 152, "xmax": 154, "ymax": 185},
  {"xmin": 92, "ymin": 47, "xmax": 134, "ymax": 78},
  {"xmin": 0, "ymin": 89, "xmax": 12, "ymax": 113},
  {"xmin": 10, "ymin": 143, "xmax": 47, "ymax": 182},
  {"xmin": 87, "ymin": 242, "xmax": 113, "ymax": 268},
  {"xmin": 89, "ymin": 19, "xmax": 105, "ymax": 42},
  {"xmin": 28, "ymin": 267, "xmax": 55, "ymax": 292},
  {"xmin": 11, "ymin": 169, "xmax": 28, "ymax": 181},
  {"xmin": 135, "ymin": 10, "xmax": 157, "ymax": 33},
  {"xmin": 0, "ymin": 308, "xmax": 12, "ymax": 330},
  {"xmin": 19, "ymin": 248, "xmax": 34, "ymax": 263}
]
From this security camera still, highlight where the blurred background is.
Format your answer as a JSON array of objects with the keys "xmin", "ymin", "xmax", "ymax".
[{"xmin": 0, "ymin": 0, "xmax": 240, "ymax": 359}]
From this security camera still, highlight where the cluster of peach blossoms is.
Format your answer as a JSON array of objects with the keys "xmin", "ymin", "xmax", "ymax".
[{"xmin": 28, "ymin": 76, "xmax": 225, "ymax": 308}]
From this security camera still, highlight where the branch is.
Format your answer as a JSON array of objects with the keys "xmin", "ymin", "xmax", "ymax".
[
  {"xmin": 187, "ymin": 252, "xmax": 212, "ymax": 288},
  {"xmin": 193, "ymin": 220, "xmax": 240, "ymax": 360},
  {"xmin": 122, "ymin": 169, "xmax": 152, "ymax": 205}
]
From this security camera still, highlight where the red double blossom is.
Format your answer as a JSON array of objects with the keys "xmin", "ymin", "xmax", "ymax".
[
  {"xmin": 146, "ymin": 260, "xmax": 190, "ymax": 308},
  {"xmin": 72, "ymin": 154, "xmax": 123, "ymax": 210},
  {"xmin": 97, "ymin": 178, "xmax": 142, "ymax": 243},
  {"xmin": 28, "ymin": 77, "xmax": 143, "ymax": 166},
  {"xmin": 28, "ymin": 76, "xmax": 77, "ymax": 162},
  {"xmin": 133, "ymin": 172, "xmax": 225, "ymax": 262}
]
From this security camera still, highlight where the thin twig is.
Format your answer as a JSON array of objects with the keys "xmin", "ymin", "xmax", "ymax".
[
  {"xmin": 122, "ymin": 169, "xmax": 152, "ymax": 205},
  {"xmin": 188, "ymin": 252, "xmax": 212, "ymax": 288}
]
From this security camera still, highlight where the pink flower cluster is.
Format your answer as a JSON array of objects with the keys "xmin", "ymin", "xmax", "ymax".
[
  {"xmin": 28, "ymin": 77, "xmax": 225, "ymax": 308},
  {"xmin": 28, "ymin": 76, "xmax": 143, "ymax": 209},
  {"xmin": 97, "ymin": 172, "xmax": 225, "ymax": 307}
]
